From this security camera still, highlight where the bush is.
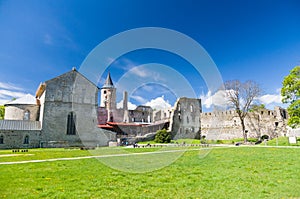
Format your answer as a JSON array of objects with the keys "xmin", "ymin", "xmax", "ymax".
[
  {"xmin": 154, "ymin": 129, "xmax": 171, "ymax": 143},
  {"xmin": 261, "ymin": 135, "xmax": 269, "ymax": 140},
  {"xmin": 216, "ymin": 140, "xmax": 223, "ymax": 144},
  {"xmin": 247, "ymin": 138, "xmax": 258, "ymax": 143}
]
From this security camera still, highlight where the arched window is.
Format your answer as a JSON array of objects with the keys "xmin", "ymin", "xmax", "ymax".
[
  {"xmin": 24, "ymin": 135, "xmax": 29, "ymax": 144},
  {"xmin": 190, "ymin": 105, "xmax": 193, "ymax": 112},
  {"xmin": 23, "ymin": 110, "xmax": 30, "ymax": 120},
  {"xmin": 67, "ymin": 112, "xmax": 76, "ymax": 135},
  {"xmin": 0, "ymin": 135, "xmax": 4, "ymax": 144}
]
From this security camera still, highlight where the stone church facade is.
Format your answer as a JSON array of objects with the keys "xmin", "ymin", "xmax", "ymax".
[{"xmin": 0, "ymin": 69, "xmax": 115, "ymax": 149}]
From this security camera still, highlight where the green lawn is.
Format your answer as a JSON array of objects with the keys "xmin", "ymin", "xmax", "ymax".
[{"xmin": 0, "ymin": 147, "xmax": 299, "ymax": 198}]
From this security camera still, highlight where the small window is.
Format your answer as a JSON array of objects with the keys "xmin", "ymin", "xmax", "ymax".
[
  {"xmin": 24, "ymin": 110, "xmax": 30, "ymax": 120},
  {"xmin": 103, "ymin": 90, "xmax": 107, "ymax": 94},
  {"xmin": 24, "ymin": 135, "xmax": 29, "ymax": 144},
  {"xmin": 178, "ymin": 103, "xmax": 181, "ymax": 111},
  {"xmin": 190, "ymin": 105, "xmax": 193, "ymax": 112},
  {"xmin": 67, "ymin": 112, "xmax": 76, "ymax": 135},
  {"xmin": 187, "ymin": 116, "xmax": 189, "ymax": 124},
  {"xmin": 0, "ymin": 135, "xmax": 4, "ymax": 144}
]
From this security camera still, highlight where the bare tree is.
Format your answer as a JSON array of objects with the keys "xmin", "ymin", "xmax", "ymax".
[{"xmin": 224, "ymin": 80, "xmax": 261, "ymax": 143}]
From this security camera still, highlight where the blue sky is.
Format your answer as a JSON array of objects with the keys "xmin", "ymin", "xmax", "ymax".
[{"xmin": 0, "ymin": 0, "xmax": 299, "ymax": 111}]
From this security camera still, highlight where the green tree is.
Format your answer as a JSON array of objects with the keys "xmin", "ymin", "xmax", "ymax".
[
  {"xmin": 154, "ymin": 129, "xmax": 171, "ymax": 143},
  {"xmin": 0, "ymin": 105, "xmax": 4, "ymax": 120},
  {"xmin": 281, "ymin": 66, "xmax": 300, "ymax": 128},
  {"xmin": 249, "ymin": 104, "xmax": 265, "ymax": 112}
]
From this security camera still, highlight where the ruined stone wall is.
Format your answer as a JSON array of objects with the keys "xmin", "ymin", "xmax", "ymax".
[
  {"xmin": 4, "ymin": 104, "xmax": 40, "ymax": 121},
  {"xmin": 112, "ymin": 122, "xmax": 169, "ymax": 138},
  {"xmin": 153, "ymin": 108, "xmax": 172, "ymax": 123},
  {"xmin": 201, "ymin": 107, "xmax": 288, "ymax": 140},
  {"xmin": 169, "ymin": 98, "xmax": 202, "ymax": 139},
  {"xmin": 128, "ymin": 106, "xmax": 153, "ymax": 123}
]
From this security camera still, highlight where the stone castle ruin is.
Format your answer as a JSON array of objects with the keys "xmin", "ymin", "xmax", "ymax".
[{"xmin": 0, "ymin": 69, "xmax": 288, "ymax": 148}]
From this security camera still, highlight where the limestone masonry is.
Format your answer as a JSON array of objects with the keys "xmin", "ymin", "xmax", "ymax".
[{"xmin": 0, "ymin": 69, "xmax": 288, "ymax": 148}]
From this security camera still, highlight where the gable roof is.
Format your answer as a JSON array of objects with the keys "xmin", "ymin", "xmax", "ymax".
[
  {"xmin": 4, "ymin": 94, "xmax": 36, "ymax": 105},
  {"xmin": 45, "ymin": 68, "xmax": 99, "ymax": 89}
]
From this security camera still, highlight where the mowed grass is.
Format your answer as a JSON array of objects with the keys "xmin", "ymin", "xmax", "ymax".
[{"xmin": 0, "ymin": 147, "xmax": 300, "ymax": 198}]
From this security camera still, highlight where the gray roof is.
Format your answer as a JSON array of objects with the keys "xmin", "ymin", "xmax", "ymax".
[
  {"xmin": 5, "ymin": 94, "xmax": 36, "ymax": 105},
  {"xmin": 102, "ymin": 72, "xmax": 114, "ymax": 88},
  {"xmin": 0, "ymin": 120, "xmax": 41, "ymax": 131}
]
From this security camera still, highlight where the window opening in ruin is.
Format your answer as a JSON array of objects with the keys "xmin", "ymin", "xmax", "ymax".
[
  {"xmin": 23, "ymin": 110, "xmax": 30, "ymax": 120},
  {"xmin": 67, "ymin": 112, "xmax": 76, "ymax": 135},
  {"xmin": 178, "ymin": 104, "xmax": 181, "ymax": 111},
  {"xmin": 261, "ymin": 111, "xmax": 264, "ymax": 115},
  {"xmin": 281, "ymin": 110, "xmax": 287, "ymax": 119},
  {"xmin": 24, "ymin": 135, "xmax": 29, "ymax": 144},
  {"xmin": 0, "ymin": 135, "xmax": 3, "ymax": 144},
  {"xmin": 103, "ymin": 90, "xmax": 106, "ymax": 94},
  {"xmin": 187, "ymin": 116, "xmax": 189, "ymax": 123},
  {"xmin": 190, "ymin": 105, "xmax": 193, "ymax": 112}
]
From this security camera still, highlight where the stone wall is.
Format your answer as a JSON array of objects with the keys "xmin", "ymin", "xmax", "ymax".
[
  {"xmin": 169, "ymin": 97, "xmax": 202, "ymax": 139},
  {"xmin": 40, "ymin": 69, "xmax": 115, "ymax": 147},
  {"xmin": 4, "ymin": 104, "xmax": 40, "ymax": 121},
  {"xmin": 0, "ymin": 130, "xmax": 41, "ymax": 149},
  {"xmin": 201, "ymin": 106, "xmax": 288, "ymax": 140}
]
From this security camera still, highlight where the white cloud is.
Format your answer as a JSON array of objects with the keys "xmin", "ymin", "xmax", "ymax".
[
  {"xmin": 0, "ymin": 82, "xmax": 27, "ymax": 105},
  {"xmin": 145, "ymin": 96, "xmax": 171, "ymax": 110},
  {"xmin": 130, "ymin": 67, "xmax": 149, "ymax": 78},
  {"xmin": 257, "ymin": 94, "xmax": 282, "ymax": 105},
  {"xmin": 0, "ymin": 82, "xmax": 23, "ymax": 91},
  {"xmin": 119, "ymin": 95, "xmax": 171, "ymax": 110},
  {"xmin": 131, "ymin": 95, "xmax": 147, "ymax": 104},
  {"xmin": 106, "ymin": 57, "xmax": 138, "ymax": 71},
  {"xmin": 117, "ymin": 100, "xmax": 137, "ymax": 110},
  {"xmin": 0, "ymin": 89, "xmax": 27, "ymax": 98},
  {"xmin": 200, "ymin": 90, "xmax": 228, "ymax": 109}
]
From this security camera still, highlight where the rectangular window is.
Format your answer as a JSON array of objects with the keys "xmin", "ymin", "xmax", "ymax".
[
  {"xmin": 67, "ymin": 112, "xmax": 76, "ymax": 135},
  {"xmin": 0, "ymin": 135, "xmax": 3, "ymax": 144}
]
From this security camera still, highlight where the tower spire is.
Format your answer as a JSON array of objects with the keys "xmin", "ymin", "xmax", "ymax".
[{"xmin": 103, "ymin": 72, "xmax": 114, "ymax": 88}]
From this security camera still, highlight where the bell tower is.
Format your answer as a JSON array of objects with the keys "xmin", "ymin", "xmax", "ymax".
[{"xmin": 100, "ymin": 72, "xmax": 116, "ymax": 122}]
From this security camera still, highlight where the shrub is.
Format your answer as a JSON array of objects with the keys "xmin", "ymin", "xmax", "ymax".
[
  {"xmin": 247, "ymin": 138, "xmax": 258, "ymax": 143},
  {"xmin": 154, "ymin": 129, "xmax": 171, "ymax": 143},
  {"xmin": 261, "ymin": 135, "xmax": 269, "ymax": 140},
  {"xmin": 216, "ymin": 140, "xmax": 223, "ymax": 144}
]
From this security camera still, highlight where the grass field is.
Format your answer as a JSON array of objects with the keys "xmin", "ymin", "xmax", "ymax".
[{"xmin": 0, "ymin": 146, "xmax": 300, "ymax": 198}]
